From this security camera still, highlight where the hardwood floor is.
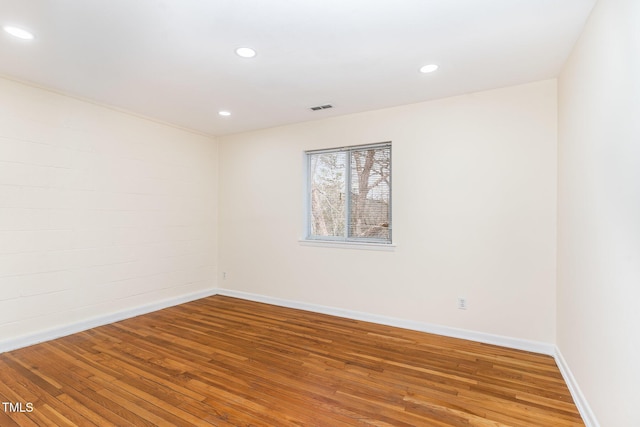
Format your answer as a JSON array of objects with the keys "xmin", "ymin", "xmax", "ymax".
[{"xmin": 0, "ymin": 295, "xmax": 583, "ymax": 426}]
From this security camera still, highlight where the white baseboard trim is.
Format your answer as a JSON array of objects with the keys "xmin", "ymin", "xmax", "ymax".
[
  {"xmin": 215, "ymin": 288, "xmax": 556, "ymax": 356},
  {"xmin": 554, "ymin": 346, "xmax": 600, "ymax": 427},
  {"xmin": 0, "ymin": 288, "xmax": 220, "ymax": 354},
  {"xmin": 1, "ymin": 287, "xmax": 554, "ymax": 357}
]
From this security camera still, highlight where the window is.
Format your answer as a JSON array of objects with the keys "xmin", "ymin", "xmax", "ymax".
[{"xmin": 305, "ymin": 142, "xmax": 391, "ymax": 244}]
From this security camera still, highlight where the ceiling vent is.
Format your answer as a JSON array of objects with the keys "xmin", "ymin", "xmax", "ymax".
[{"xmin": 310, "ymin": 104, "xmax": 333, "ymax": 111}]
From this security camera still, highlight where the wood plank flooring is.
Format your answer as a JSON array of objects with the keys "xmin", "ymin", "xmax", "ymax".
[{"xmin": 0, "ymin": 295, "xmax": 584, "ymax": 426}]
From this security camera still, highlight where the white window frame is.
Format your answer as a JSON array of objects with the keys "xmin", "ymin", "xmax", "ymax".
[{"xmin": 303, "ymin": 142, "xmax": 392, "ymax": 246}]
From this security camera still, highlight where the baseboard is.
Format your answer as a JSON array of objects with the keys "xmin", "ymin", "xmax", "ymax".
[
  {"xmin": 0, "ymin": 288, "xmax": 220, "ymax": 354},
  {"xmin": 554, "ymin": 346, "xmax": 601, "ymax": 427},
  {"xmin": 215, "ymin": 288, "xmax": 556, "ymax": 356},
  {"xmin": 1, "ymin": 287, "xmax": 554, "ymax": 356}
]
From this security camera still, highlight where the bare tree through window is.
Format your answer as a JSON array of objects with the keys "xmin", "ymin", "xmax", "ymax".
[{"xmin": 307, "ymin": 143, "xmax": 391, "ymax": 243}]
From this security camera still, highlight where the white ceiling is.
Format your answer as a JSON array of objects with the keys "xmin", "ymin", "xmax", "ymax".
[{"xmin": 0, "ymin": 0, "xmax": 596, "ymax": 136}]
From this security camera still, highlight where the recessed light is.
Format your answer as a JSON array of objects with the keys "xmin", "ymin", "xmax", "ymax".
[
  {"xmin": 235, "ymin": 47, "xmax": 256, "ymax": 58},
  {"xmin": 3, "ymin": 26, "xmax": 34, "ymax": 40},
  {"xmin": 420, "ymin": 64, "xmax": 439, "ymax": 74},
  {"xmin": 218, "ymin": 110, "xmax": 231, "ymax": 117}
]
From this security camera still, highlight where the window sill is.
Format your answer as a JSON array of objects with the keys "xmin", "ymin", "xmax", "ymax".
[{"xmin": 299, "ymin": 239, "xmax": 396, "ymax": 251}]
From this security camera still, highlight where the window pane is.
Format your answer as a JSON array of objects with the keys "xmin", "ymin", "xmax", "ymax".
[
  {"xmin": 349, "ymin": 147, "xmax": 391, "ymax": 240},
  {"xmin": 309, "ymin": 151, "xmax": 346, "ymax": 238}
]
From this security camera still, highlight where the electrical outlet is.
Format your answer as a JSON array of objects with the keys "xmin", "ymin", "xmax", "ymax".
[
  {"xmin": 457, "ymin": 297, "xmax": 467, "ymax": 310},
  {"xmin": 222, "ymin": 272, "xmax": 227, "ymax": 280}
]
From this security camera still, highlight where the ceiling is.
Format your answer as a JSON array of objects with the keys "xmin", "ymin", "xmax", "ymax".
[{"xmin": 0, "ymin": 0, "xmax": 596, "ymax": 137}]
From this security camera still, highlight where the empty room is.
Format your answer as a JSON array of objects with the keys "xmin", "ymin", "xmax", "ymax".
[{"xmin": 0, "ymin": 0, "xmax": 638, "ymax": 426}]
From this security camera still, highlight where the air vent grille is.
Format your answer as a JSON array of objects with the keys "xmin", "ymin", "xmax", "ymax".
[{"xmin": 310, "ymin": 104, "xmax": 333, "ymax": 111}]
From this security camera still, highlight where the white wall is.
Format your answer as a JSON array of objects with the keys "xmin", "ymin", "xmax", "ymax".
[
  {"xmin": 557, "ymin": 0, "xmax": 640, "ymax": 425},
  {"xmin": 0, "ymin": 77, "xmax": 218, "ymax": 346},
  {"xmin": 219, "ymin": 80, "xmax": 557, "ymax": 344}
]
